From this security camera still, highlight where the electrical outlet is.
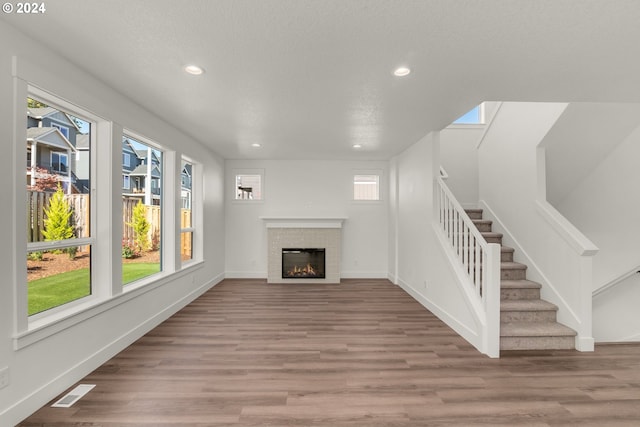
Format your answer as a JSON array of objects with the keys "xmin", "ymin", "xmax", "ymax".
[{"xmin": 0, "ymin": 367, "xmax": 9, "ymax": 389}]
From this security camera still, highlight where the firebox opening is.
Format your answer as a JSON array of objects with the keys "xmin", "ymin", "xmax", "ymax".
[{"xmin": 282, "ymin": 248, "xmax": 326, "ymax": 279}]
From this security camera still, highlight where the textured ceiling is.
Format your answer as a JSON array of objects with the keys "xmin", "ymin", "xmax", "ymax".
[{"xmin": 3, "ymin": 0, "xmax": 640, "ymax": 160}]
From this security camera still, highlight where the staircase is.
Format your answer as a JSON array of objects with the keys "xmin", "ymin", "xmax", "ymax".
[{"xmin": 465, "ymin": 208, "xmax": 577, "ymax": 351}]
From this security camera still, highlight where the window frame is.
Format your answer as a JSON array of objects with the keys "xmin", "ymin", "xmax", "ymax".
[
  {"xmin": 121, "ymin": 131, "xmax": 166, "ymax": 288},
  {"xmin": 14, "ymin": 68, "xmax": 204, "ymax": 350},
  {"xmin": 352, "ymin": 170, "xmax": 383, "ymax": 202},
  {"xmin": 24, "ymin": 86, "xmax": 99, "ymax": 325},
  {"xmin": 180, "ymin": 157, "xmax": 199, "ymax": 267},
  {"xmin": 448, "ymin": 104, "xmax": 486, "ymax": 128},
  {"xmin": 51, "ymin": 122, "xmax": 70, "ymax": 139},
  {"xmin": 50, "ymin": 151, "xmax": 69, "ymax": 173}
]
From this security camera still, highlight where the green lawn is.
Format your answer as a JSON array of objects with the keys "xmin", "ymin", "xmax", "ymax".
[
  {"xmin": 122, "ymin": 262, "xmax": 161, "ymax": 285},
  {"xmin": 28, "ymin": 263, "xmax": 161, "ymax": 315}
]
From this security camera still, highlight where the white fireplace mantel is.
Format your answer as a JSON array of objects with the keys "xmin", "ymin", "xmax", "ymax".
[{"xmin": 260, "ymin": 216, "xmax": 347, "ymax": 229}]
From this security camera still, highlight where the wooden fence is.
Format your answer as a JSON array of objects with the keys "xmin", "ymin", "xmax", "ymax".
[
  {"xmin": 27, "ymin": 191, "xmax": 89, "ymax": 243},
  {"xmin": 180, "ymin": 208, "xmax": 192, "ymax": 259},
  {"xmin": 27, "ymin": 191, "xmax": 191, "ymax": 257},
  {"xmin": 122, "ymin": 197, "xmax": 161, "ymax": 249}
]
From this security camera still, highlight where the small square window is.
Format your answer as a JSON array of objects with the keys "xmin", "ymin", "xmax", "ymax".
[
  {"xmin": 235, "ymin": 174, "xmax": 262, "ymax": 200},
  {"xmin": 354, "ymin": 174, "xmax": 380, "ymax": 201}
]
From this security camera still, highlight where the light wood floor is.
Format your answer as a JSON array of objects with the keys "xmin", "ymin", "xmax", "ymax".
[{"xmin": 19, "ymin": 279, "xmax": 640, "ymax": 426}]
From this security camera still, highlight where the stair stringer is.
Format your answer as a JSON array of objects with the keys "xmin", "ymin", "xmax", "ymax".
[
  {"xmin": 430, "ymin": 221, "xmax": 500, "ymax": 357},
  {"xmin": 478, "ymin": 199, "xmax": 594, "ymax": 351}
]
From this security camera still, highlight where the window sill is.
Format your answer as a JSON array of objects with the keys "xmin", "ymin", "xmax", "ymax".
[
  {"xmin": 14, "ymin": 261, "xmax": 204, "ymax": 350},
  {"xmin": 446, "ymin": 123, "xmax": 486, "ymax": 130}
]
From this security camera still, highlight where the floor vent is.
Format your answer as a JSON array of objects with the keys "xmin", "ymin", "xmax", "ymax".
[{"xmin": 52, "ymin": 384, "xmax": 96, "ymax": 408}]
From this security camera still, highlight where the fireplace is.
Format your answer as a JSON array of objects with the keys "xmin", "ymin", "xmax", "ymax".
[{"xmin": 282, "ymin": 248, "xmax": 326, "ymax": 279}]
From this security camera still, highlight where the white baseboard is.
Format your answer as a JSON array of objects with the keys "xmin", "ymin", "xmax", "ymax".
[
  {"xmin": 3, "ymin": 275, "xmax": 222, "ymax": 426},
  {"xmin": 576, "ymin": 336, "xmax": 595, "ymax": 352},
  {"xmin": 341, "ymin": 271, "xmax": 388, "ymax": 279},
  {"xmin": 224, "ymin": 271, "xmax": 266, "ymax": 279}
]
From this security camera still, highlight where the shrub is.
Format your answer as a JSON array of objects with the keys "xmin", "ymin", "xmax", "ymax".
[
  {"xmin": 28, "ymin": 251, "xmax": 44, "ymax": 261},
  {"xmin": 42, "ymin": 184, "xmax": 75, "ymax": 252},
  {"xmin": 129, "ymin": 202, "xmax": 150, "ymax": 251},
  {"xmin": 66, "ymin": 246, "xmax": 78, "ymax": 260},
  {"xmin": 122, "ymin": 238, "xmax": 140, "ymax": 259}
]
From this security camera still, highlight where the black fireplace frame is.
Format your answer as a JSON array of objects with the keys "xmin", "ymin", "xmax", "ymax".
[{"xmin": 281, "ymin": 248, "xmax": 326, "ymax": 279}]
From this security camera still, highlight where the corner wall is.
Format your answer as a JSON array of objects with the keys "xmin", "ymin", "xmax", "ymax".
[
  {"xmin": 477, "ymin": 102, "xmax": 595, "ymax": 350},
  {"xmin": 0, "ymin": 23, "xmax": 225, "ymax": 425},
  {"xmin": 554, "ymin": 119, "xmax": 640, "ymax": 342},
  {"xmin": 390, "ymin": 133, "xmax": 482, "ymax": 351}
]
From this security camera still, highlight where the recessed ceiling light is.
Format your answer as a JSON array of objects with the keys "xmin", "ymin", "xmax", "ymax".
[
  {"xmin": 352, "ymin": 144, "xmax": 363, "ymax": 149},
  {"xmin": 184, "ymin": 65, "xmax": 204, "ymax": 75},
  {"xmin": 251, "ymin": 143, "xmax": 262, "ymax": 148},
  {"xmin": 393, "ymin": 67, "xmax": 411, "ymax": 77}
]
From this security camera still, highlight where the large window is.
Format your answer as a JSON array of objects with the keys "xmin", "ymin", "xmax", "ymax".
[
  {"xmin": 181, "ymin": 159, "xmax": 194, "ymax": 264},
  {"xmin": 121, "ymin": 134, "xmax": 163, "ymax": 286},
  {"xmin": 19, "ymin": 84, "xmax": 204, "ymax": 346},
  {"xmin": 26, "ymin": 95, "xmax": 93, "ymax": 316}
]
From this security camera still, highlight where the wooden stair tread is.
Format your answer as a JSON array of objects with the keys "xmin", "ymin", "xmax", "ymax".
[{"xmin": 501, "ymin": 322, "xmax": 577, "ymax": 337}]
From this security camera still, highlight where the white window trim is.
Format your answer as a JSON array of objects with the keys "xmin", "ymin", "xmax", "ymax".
[
  {"xmin": 180, "ymin": 157, "xmax": 201, "ymax": 267},
  {"xmin": 14, "ymin": 67, "xmax": 204, "ymax": 350},
  {"xmin": 19, "ymin": 84, "xmax": 104, "ymax": 334},
  {"xmin": 123, "ymin": 174, "xmax": 130, "ymax": 189},
  {"xmin": 123, "ymin": 152, "xmax": 130, "ymax": 167}
]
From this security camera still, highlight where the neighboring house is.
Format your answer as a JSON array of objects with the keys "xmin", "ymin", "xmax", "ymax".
[
  {"xmin": 122, "ymin": 138, "xmax": 162, "ymax": 206},
  {"xmin": 181, "ymin": 162, "xmax": 192, "ymax": 209},
  {"xmin": 27, "ymin": 106, "xmax": 87, "ymax": 193}
]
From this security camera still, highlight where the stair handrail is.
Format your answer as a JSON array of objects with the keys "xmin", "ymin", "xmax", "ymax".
[
  {"xmin": 435, "ymin": 175, "xmax": 501, "ymax": 357},
  {"xmin": 593, "ymin": 265, "xmax": 640, "ymax": 297}
]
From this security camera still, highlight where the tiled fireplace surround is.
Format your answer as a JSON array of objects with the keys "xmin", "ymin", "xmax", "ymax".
[{"xmin": 262, "ymin": 217, "xmax": 345, "ymax": 284}]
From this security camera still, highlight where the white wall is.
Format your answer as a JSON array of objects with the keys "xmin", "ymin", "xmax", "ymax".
[
  {"xmin": 439, "ymin": 101, "xmax": 502, "ymax": 206},
  {"xmin": 0, "ymin": 24, "xmax": 225, "ymax": 425},
  {"xmin": 224, "ymin": 159, "xmax": 389, "ymax": 279},
  {"xmin": 478, "ymin": 102, "xmax": 596, "ymax": 350},
  {"xmin": 542, "ymin": 103, "xmax": 640, "ymax": 205},
  {"xmin": 439, "ymin": 127, "xmax": 482, "ymax": 205},
  {"xmin": 593, "ymin": 274, "xmax": 640, "ymax": 342},
  {"xmin": 555, "ymin": 121, "xmax": 640, "ymax": 342},
  {"xmin": 391, "ymin": 133, "xmax": 483, "ymax": 351}
]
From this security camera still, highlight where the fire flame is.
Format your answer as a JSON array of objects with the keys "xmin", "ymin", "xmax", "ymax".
[{"xmin": 286, "ymin": 263, "xmax": 317, "ymax": 277}]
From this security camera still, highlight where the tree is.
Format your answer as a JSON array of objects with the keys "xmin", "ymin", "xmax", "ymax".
[
  {"xmin": 42, "ymin": 184, "xmax": 75, "ymax": 254},
  {"xmin": 129, "ymin": 201, "xmax": 150, "ymax": 252},
  {"xmin": 28, "ymin": 166, "xmax": 59, "ymax": 192},
  {"xmin": 27, "ymin": 97, "xmax": 48, "ymax": 108}
]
